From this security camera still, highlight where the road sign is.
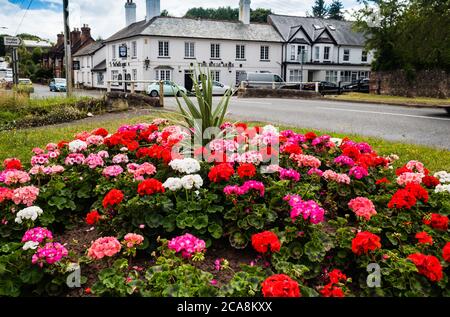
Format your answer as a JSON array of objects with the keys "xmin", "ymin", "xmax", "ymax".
[{"xmin": 4, "ymin": 36, "xmax": 22, "ymax": 47}]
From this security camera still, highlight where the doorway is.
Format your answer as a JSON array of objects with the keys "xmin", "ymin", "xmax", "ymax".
[
  {"xmin": 308, "ymin": 70, "xmax": 314, "ymax": 82},
  {"xmin": 184, "ymin": 70, "xmax": 194, "ymax": 92}
]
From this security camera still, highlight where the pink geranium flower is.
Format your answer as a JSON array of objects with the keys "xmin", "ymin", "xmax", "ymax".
[
  {"xmin": 87, "ymin": 237, "xmax": 122, "ymax": 260},
  {"xmin": 348, "ymin": 197, "xmax": 377, "ymax": 221}
]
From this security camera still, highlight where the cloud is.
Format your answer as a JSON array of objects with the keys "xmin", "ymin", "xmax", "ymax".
[{"xmin": 2, "ymin": 0, "xmax": 360, "ymax": 42}]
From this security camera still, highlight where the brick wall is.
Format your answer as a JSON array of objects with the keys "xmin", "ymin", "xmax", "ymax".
[{"xmin": 370, "ymin": 70, "xmax": 450, "ymax": 98}]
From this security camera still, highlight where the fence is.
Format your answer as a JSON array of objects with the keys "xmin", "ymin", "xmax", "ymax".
[
  {"xmin": 106, "ymin": 79, "xmax": 165, "ymax": 105},
  {"xmin": 240, "ymin": 81, "xmax": 321, "ymax": 92}
]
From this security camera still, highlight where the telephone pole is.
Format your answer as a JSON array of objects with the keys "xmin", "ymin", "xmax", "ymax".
[{"xmin": 63, "ymin": 0, "xmax": 73, "ymax": 97}]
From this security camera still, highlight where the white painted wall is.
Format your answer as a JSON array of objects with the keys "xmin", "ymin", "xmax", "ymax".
[{"xmin": 73, "ymin": 45, "xmax": 106, "ymax": 89}]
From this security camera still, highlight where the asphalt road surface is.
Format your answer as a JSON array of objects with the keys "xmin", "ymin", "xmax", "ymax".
[{"xmin": 31, "ymin": 84, "xmax": 450, "ymax": 150}]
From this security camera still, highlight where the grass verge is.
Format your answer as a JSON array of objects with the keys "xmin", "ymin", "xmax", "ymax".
[
  {"xmin": 327, "ymin": 92, "xmax": 450, "ymax": 107},
  {"xmin": 0, "ymin": 111, "xmax": 448, "ymax": 172}
]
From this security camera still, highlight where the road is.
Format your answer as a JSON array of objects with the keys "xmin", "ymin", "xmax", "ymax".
[
  {"xmin": 32, "ymin": 84, "xmax": 450, "ymax": 150},
  {"xmin": 31, "ymin": 83, "xmax": 105, "ymax": 99}
]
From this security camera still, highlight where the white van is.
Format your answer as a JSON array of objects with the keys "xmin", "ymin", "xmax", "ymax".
[{"xmin": 243, "ymin": 72, "xmax": 285, "ymax": 88}]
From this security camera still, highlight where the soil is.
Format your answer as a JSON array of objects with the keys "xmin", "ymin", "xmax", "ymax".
[{"xmin": 56, "ymin": 224, "xmax": 257, "ymax": 296}]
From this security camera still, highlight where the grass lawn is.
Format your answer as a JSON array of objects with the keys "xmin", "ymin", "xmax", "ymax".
[
  {"xmin": 327, "ymin": 92, "xmax": 450, "ymax": 107},
  {"xmin": 0, "ymin": 110, "xmax": 449, "ymax": 172}
]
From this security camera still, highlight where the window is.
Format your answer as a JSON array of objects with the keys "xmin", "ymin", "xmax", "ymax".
[
  {"xmin": 185, "ymin": 42, "xmax": 195, "ymax": 58},
  {"xmin": 340, "ymin": 70, "xmax": 351, "ymax": 83},
  {"xmin": 290, "ymin": 45, "xmax": 306, "ymax": 62},
  {"xmin": 325, "ymin": 71, "xmax": 338, "ymax": 83},
  {"xmin": 155, "ymin": 69, "xmax": 171, "ymax": 81},
  {"xmin": 289, "ymin": 69, "xmax": 303, "ymax": 82},
  {"xmin": 343, "ymin": 49, "xmax": 350, "ymax": 62},
  {"xmin": 97, "ymin": 73, "xmax": 104, "ymax": 85},
  {"xmin": 314, "ymin": 46, "xmax": 320, "ymax": 60},
  {"xmin": 211, "ymin": 43, "xmax": 221, "ymax": 59},
  {"xmin": 236, "ymin": 45, "xmax": 245, "ymax": 60},
  {"xmin": 359, "ymin": 71, "xmax": 370, "ymax": 79},
  {"xmin": 111, "ymin": 70, "xmax": 119, "ymax": 86},
  {"xmin": 361, "ymin": 50, "xmax": 368, "ymax": 62},
  {"xmin": 290, "ymin": 45, "xmax": 296, "ymax": 61},
  {"xmin": 158, "ymin": 41, "xmax": 169, "ymax": 57},
  {"xmin": 236, "ymin": 71, "xmax": 246, "ymax": 86},
  {"xmin": 112, "ymin": 45, "xmax": 116, "ymax": 59},
  {"xmin": 260, "ymin": 46, "xmax": 269, "ymax": 61},
  {"xmin": 132, "ymin": 69, "xmax": 137, "ymax": 81},
  {"xmin": 211, "ymin": 70, "xmax": 220, "ymax": 82},
  {"xmin": 132, "ymin": 41, "xmax": 137, "ymax": 58},
  {"xmin": 324, "ymin": 47, "xmax": 330, "ymax": 60}
]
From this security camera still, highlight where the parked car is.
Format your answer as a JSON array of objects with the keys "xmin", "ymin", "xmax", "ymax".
[
  {"xmin": 300, "ymin": 81, "xmax": 338, "ymax": 92},
  {"xmin": 49, "ymin": 78, "xmax": 67, "ymax": 92},
  {"xmin": 198, "ymin": 81, "xmax": 231, "ymax": 95},
  {"xmin": 19, "ymin": 78, "xmax": 33, "ymax": 86},
  {"xmin": 242, "ymin": 72, "xmax": 285, "ymax": 88},
  {"xmin": 342, "ymin": 78, "xmax": 370, "ymax": 93},
  {"xmin": 146, "ymin": 81, "xmax": 187, "ymax": 97}
]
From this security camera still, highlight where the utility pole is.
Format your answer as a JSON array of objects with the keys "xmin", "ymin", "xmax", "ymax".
[
  {"xmin": 12, "ymin": 47, "xmax": 19, "ymax": 85},
  {"xmin": 63, "ymin": 0, "xmax": 73, "ymax": 97}
]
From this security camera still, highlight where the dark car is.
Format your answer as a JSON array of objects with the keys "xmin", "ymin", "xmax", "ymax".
[
  {"xmin": 301, "ymin": 81, "xmax": 338, "ymax": 92},
  {"xmin": 343, "ymin": 78, "xmax": 370, "ymax": 93}
]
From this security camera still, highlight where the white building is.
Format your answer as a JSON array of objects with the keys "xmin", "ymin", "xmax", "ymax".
[
  {"xmin": 73, "ymin": 42, "xmax": 106, "ymax": 89},
  {"xmin": 103, "ymin": 0, "xmax": 283, "ymax": 92},
  {"xmin": 268, "ymin": 14, "xmax": 373, "ymax": 84}
]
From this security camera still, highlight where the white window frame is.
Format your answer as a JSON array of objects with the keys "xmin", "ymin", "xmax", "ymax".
[
  {"xmin": 361, "ymin": 50, "xmax": 368, "ymax": 62},
  {"xmin": 112, "ymin": 45, "xmax": 116, "ymax": 60},
  {"xmin": 343, "ymin": 49, "xmax": 350, "ymax": 62},
  {"xmin": 314, "ymin": 46, "xmax": 320, "ymax": 60},
  {"xmin": 97, "ymin": 72, "xmax": 104, "ymax": 85},
  {"xmin": 236, "ymin": 45, "xmax": 245, "ymax": 60},
  {"xmin": 155, "ymin": 69, "xmax": 171, "ymax": 81},
  {"xmin": 260, "ymin": 45, "xmax": 269, "ymax": 61},
  {"xmin": 211, "ymin": 70, "xmax": 220, "ymax": 82},
  {"xmin": 132, "ymin": 69, "xmax": 137, "ymax": 81},
  {"xmin": 158, "ymin": 41, "xmax": 169, "ymax": 57},
  {"xmin": 211, "ymin": 43, "xmax": 221, "ymax": 59},
  {"xmin": 324, "ymin": 46, "xmax": 330, "ymax": 60},
  {"xmin": 111, "ymin": 70, "xmax": 119, "ymax": 86},
  {"xmin": 325, "ymin": 70, "xmax": 338, "ymax": 83},
  {"xmin": 289, "ymin": 69, "xmax": 303, "ymax": 82},
  {"xmin": 131, "ymin": 41, "xmax": 137, "ymax": 58},
  {"xmin": 184, "ymin": 42, "xmax": 195, "ymax": 58}
]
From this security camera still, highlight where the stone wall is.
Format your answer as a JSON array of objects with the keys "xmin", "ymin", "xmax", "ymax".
[
  {"xmin": 370, "ymin": 70, "xmax": 450, "ymax": 98},
  {"xmin": 238, "ymin": 88, "xmax": 321, "ymax": 99},
  {"xmin": 105, "ymin": 92, "xmax": 161, "ymax": 111}
]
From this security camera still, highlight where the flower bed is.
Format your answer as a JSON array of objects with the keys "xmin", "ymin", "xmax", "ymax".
[{"xmin": 0, "ymin": 119, "xmax": 449, "ymax": 297}]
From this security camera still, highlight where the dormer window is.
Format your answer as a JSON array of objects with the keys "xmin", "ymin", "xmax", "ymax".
[
  {"xmin": 313, "ymin": 24, "xmax": 322, "ymax": 30},
  {"xmin": 328, "ymin": 25, "xmax": 336, "ymax": 31}
]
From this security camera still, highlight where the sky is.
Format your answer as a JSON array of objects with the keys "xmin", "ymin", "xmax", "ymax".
[{"xmin": 1, "ymin": 0, "xmax": 363, "ymax": 42}]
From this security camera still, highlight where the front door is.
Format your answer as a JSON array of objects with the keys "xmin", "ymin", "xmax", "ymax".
[
  {"xmin": 308, "ymin": 70, "xmax": 314, "ymax": 82},
  {"xmin": 185, "ymin": 70, "xmax": 193, "ymax": 92}
]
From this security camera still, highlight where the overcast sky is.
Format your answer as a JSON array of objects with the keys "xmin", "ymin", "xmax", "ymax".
[{"xmin": 1, "ymin": 0, "xmax": 363, "ymax": 41}]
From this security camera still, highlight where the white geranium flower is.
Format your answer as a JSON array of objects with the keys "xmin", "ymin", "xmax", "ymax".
[
  {"xmin": 434, "ymin": 171, "xmax": 450, "ymax": 184},
  {"xmin": 22, "ymin": 241, "xmax": 39, "ymax": 250},
  {"xmin": 68, "ymin": 140, "xmax": 87, "ymax": 153},
  {"xmin": 169, "ymin": 158, "xmax": 201, "ymax": 174},
  {"xmin": 330, "ymin": 138, "xmax": 343, "ymax": 146},
  {"xmin": 15, "ymin": 206, "xmax": 44, "ymax": 224},
  {"xmin": 163, "ymin": 177, "xmax": 183, "ymax": 191},
  {"xmin": 435, "ymin": 184, "xmax": 450, "ymax": 194},
  {"xmin": 181, "ymin": 174, "xmax": 203, "ymax": 190},
  {"xmin": 262, "ymin": 125, "xmax": 279, "ymax": 135}
]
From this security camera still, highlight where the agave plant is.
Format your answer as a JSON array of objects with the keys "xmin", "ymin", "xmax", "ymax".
[{"xmin": 175, "ymin": 67, "xmax": 232, "ymax": 146}]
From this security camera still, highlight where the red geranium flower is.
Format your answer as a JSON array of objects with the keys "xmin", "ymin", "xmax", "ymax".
[
  {"xmin": 376, "ymin": 177, "xmax": 391, "ymax": 185},
  {"xmin": 137, "ymin": 179, "xmax": 165, "ymax": 196},
  {"xmin": 208, "ymin": 163, "xmax": 235, "ymax": 183},
  {"xmin": 305, "ymin": 132, "xmax": 317, "ymax": 141},
  {"xmin": 251, "ymin": 231, "xmax": 281, "ymax": 254},
  {"xmin": 415, "ymin": 232, "xmax": 433, "ymax": 245},
  {"xmin": 320, "ymin": 284, "xmax": 345, "ymax": 297},
  {"xmin": 57, "ymin": 140, "xmax": 68, "ymax": 149},
  {"xmin": 261, "ymin": 274, "xmax": 300, "ymax": 297},
  {"xmin": 102, "ymin": 189, "xmax": 124, "ymax": 209},
  {"xmin": 423, "ymin": 213, "xmax": 448, "ymax": 231},
  {"xmin": 237, "ymin": 163, "xmax": 256, "ymax": 179},
  {"xmin": 91, "ymin": 128, "xmax": 109, "ymax": 137},
  {"xmin": 422, "ymin": 175, "xmax": 440, "ymax": 188},
  {"xmin": 3, "ymin": 158, "xmax": 22, "ymax": 170},
  {"xmin": 86, "ymin": 210, "xmax": 101, "ymax": 225},
  {"xmin": 282, "ymin": 143, "xmax": 303, "ymax": 155},
  {"xmin": 408, "ymin": 253, "xmax": 443, "ymax": 282},
  {"xmin": 396, "ymin": 165, "xmax": 413, "ymax": 176},
  {"xmin": 388, "ymin": 189, "xmax": 417, "ymax": 210},
  {"xmin": 442, "ymin": 242, "xmax": 450, "ymax": 263},
  {"xmin": 342, "ymin": 145, "xmax": 361, "ymax": 160},
  {"xmin": 405, "ymin": 183, "xmax": 429, "ymax": 203},
  {"xmin": 351, "ymin": 231, "xmax": 381, "ymax": 255},
  {"xmin": 328, "ymin": 269, "xmax": 347, "ymax": 284},
  {"xmin": 234, "ymin": 122, "xmax": 248, "ymax": 131}
]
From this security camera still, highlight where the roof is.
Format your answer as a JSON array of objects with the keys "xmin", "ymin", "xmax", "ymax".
[
  {"xmin": 268, "ymin": 14, "xmax": 366, "ymax": 46},
  {"xmin": 92, "ymin": 60, "xmax": 106, "ymax": 72},
  {"xmin": 73, "ymin": 41, "xmax": 105, "ymax": 57},
  {"xmin": 105, "ymin": 16, "xmax": 283, "ymax": 43}
]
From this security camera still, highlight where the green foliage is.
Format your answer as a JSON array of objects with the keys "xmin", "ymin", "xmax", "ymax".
[
  {"xmin": 354, "ymin": 0, "xmax": 450, "ymax": 71},
  {"xmin": 312, "ymin": 0, "xmax": 328, "ymax": 18},
  {"xmin": 184, "ymin": 6, "xmax": 273, "ymax": 23},
  {"xmin": 328, "ymin": 0, "xmax": 344, "ymax": 20},
  {"xmin": 220, "ymin": 265, "xmax": 267, "ymax": 297}
]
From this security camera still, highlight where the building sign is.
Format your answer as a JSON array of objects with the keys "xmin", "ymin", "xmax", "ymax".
[
  {"xmin": 3, "ymin": 36, "xmax": 22, "ymax": 47},
  {"xmin": 72, "ymin": 61, "xmax": 80, "ymax": 70},
  {"xmin": 119, "ymin": 44, "xmax": 127, "ymax": 58}
]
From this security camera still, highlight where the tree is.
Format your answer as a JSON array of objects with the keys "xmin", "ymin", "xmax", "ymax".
[
  {"xmin": 160, "ymin": 9, "xmax": 170, "ymax": 17},
  {"xmin": 184, "ymin": 6, "xmax": 273, "ymax": 23},
  {"xmin": 250, "ymin": 8, "xmax": 273, "ymax": 23},
  {"xmin": 328, "ymin": 0, "xmax": 344, "ymax": 20},
  {"xmin": 312, "ymin": 0, "xmax": 328, "ymax": 18}
]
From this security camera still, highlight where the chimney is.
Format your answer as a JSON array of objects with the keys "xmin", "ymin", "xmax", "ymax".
[
  {"xmin": 125, "ymin": 0, "xmax": 137, "ymax": 26},
  {"xmin": 146, "ymin": 0, "xmax": 160, "ymax": 22},
  {"xmin": 81, "ymin": 24, "xmax": 91, "ymax": 42},
  {"xmin": 56, "ymin": 33, "xmax": 64, "ymax": 46},
  {"xmin": 239, "ymin": 0, "xmax": 251, "ymax": 25},
  {"xmin": 70, "ymin": 28, "xmax": 81, "ymax": 45}
]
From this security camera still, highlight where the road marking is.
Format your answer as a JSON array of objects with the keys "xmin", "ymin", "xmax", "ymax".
[
  {"xmin": 317, "ymin": 107, "xmax": 450, "ymax": 121},
  {"xmin": 234, "ymin": 100, "xmax": 273, "ymax": 105}
]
